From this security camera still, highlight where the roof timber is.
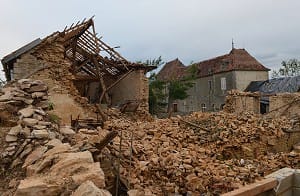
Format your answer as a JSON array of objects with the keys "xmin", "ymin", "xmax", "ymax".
[{"xmin": 1, "ymin": 18, "xmax": 156, "ymax": 104}]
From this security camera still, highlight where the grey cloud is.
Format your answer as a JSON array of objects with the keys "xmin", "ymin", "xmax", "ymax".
[{"xmin": 1, "ymin": 0, "xmax": 300, "ymax": 79}]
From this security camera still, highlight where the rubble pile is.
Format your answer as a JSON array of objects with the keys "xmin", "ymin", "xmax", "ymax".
[
  {"xmin": 99, "ymin": 110, "xmax": 300, "ymax": 195},
  {"xmin": 0, "ymin": 80, "xmax": 299, "ymax": 195},
  {"xmin": 0, "ymin": 79, "xmax": 56, "ymax": 163},
  {"xmin": 0, "ymin": 79, "xmax": 110, "ymax": 196}
]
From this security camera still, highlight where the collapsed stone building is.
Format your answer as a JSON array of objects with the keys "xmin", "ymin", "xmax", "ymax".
[
  {"xmin": 1, "ymin": 18, "xmax": 155, "ymax": 123},
  {"xmin": 0, "ymin": 18, "xmax": 299, "ymax": 196}
]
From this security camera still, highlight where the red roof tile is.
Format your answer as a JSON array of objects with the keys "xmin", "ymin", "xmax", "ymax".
[
  {"xmin": 157, "ymin": 58, "xmax": 186, "ymax": 81},
  {"xmin": 157, "ymin": 49, "xmax": 270, "ymax": 81},
  {"xmin": 196, "ymin": 48, "xmax": 270, "ymax": 78}
]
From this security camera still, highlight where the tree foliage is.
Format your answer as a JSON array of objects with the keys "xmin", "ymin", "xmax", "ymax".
[
  {"xmin": 148, "ymin": 73, "xmax": 166, "ymax": 114},
  {"xmin": 143, "ymin": 56, "xmax": 165, "ymax": 114},
  {"xmin": 145, "ymin": 57, "xmax": 196, "ymax": 114},
  {"xmin": 272, "ymin": 59, "xmax": 300, "ymax": 78}
]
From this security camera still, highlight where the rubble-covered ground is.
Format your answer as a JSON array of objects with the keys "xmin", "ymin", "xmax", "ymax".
[{"xmin": 0, "ymin": 79, "xmax": 299, "ymax": 196}]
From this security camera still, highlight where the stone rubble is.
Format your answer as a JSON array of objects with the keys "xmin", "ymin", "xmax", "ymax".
[
  {"xmin": 0, "ymin": 79, "xmax": 299, "ymax": 196},
  {"xmin": 96, "ymin": 109, "xmax": 300, "ymax": 195},
  {"xmin": 0, "ymin": 79, "xmax": 107, "ymax": 196}
]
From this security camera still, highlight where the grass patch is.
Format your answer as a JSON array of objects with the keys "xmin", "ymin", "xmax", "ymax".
[{"xmin": 48, "ymin": 113, "xmax": 61, "ymax": 124}]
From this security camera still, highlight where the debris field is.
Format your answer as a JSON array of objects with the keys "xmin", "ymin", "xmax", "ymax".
[{"xmin": 0, "ymin": 79, "xmax": 299, "ymax": 196}]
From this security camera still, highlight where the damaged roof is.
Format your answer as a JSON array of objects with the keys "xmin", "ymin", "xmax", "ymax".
[
  {"xmin": 1, "ymin": 18, "xmax": 156, "ymax": 81},
  {"xmin": 245, "ymin": 75, "xmax": 300, "ymax": 94}
]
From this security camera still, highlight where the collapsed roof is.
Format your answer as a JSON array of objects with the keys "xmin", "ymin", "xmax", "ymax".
[{"xmin": 1, "ymin": 17, "xmax": 156, "ymax": 103}]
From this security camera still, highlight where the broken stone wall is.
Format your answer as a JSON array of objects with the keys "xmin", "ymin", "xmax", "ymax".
[
  {"xmin": 13, "ymin": 53, "xmax": 45, "ymax": 80},
  {"xmin": 224, "ymin": 90, "xmax": 260, "ymax": 114},
  {"xmin": 12, "ymin": 38, "xmax": 95, "ymax": 124},
  {"xmin": 109, "ymin": 70, "xmax": 149, "ymax": 111},
  {"xmin": 268, "ymin": 93, "xmax": 300, "ymax": 118}
]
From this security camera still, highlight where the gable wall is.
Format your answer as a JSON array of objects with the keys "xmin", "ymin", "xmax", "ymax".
[{"xmin": 234, "ymin": 70, "xmax": 269, "ymax": 91}]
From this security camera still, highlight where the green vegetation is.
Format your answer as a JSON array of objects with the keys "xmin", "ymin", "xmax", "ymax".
[
  {"xmin": 272, "ymin": 59, "xmax": 300, "ymax": 78},
  {"xmin": 48, "ymin": 113, "xmax": 61, "ymax": 124},
  {"xmin": 145, "ymin": 57, "xmax": 196, "ymax": 115},
  {"xmin": 48, "ymin": 102, "xmax": 55, "ymax": 110}
]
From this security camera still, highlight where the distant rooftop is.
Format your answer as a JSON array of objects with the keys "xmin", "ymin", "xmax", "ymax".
[
  {"xmin": 245, "ymin": 75, "xmax": 300, "ymax": 94},
  {"xmin": 157, "ymin": 48, "xmax": 270, "ymax": 81}
]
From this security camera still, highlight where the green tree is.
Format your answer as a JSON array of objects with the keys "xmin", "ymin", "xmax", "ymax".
[
  {"xmin": 145, "ymin": 57, "xmax": 197, "ymax": 115},
  {"xmin": 140, "ymin": 56, "xmax": 165, "ymax": 114},
  {"xmin": 166, "ymin": 64, "xmax": 196, "ymax": 114},
  {"xmin": 272, "ymin": 59, "xmax": 300, "ymax": 78},
  {"xmin": 148, "ymin": 73, "xmax": 166, "ymax": 114}
]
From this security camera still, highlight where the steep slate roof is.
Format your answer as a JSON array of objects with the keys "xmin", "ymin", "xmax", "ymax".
[
  {"xmin": 157, "ymin": 58, "xmax": 186, "ymax": 81},
  {"xmin": 157, "ymin": 48, "xmax": 270, "ymax": 81},
  {"xmin": 245, "ymin": 75, "xmax": 300, "ymax": 94},
  {"xmin": 195, "ymin": 48, "xmax": 270, "ymax": 78}
]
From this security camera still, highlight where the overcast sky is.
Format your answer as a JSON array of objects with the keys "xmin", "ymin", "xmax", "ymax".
[{"xmin": 1, "ymin": 0, "xmax": 300, "ymax": 80}]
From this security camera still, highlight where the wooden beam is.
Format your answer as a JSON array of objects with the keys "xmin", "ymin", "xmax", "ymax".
[
  {"xmin": 222, "ymin": 178, "xmax": 277, "ymax": 196},
  {"xmin": 92, "ymin": 56, "xmax": 110, "ymax": 104},
  {"xmin": 99, "ymin": 69, "xmax": 134, "ymax": 104},
  {"xmin": 180, "ymin": 119, "xmax": 209, "ymax": 132},
  {"xmin": 74, "ymin": 59, "xmax": 90, "ymax": 73},
  {"xmin": 78, "ymin": 36, "xmax": 98, "ymax": 53}
]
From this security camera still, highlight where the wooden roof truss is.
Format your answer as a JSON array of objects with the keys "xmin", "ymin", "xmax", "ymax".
[{"xmin": 59, "ymin": 18, "xmax": 147, "ymax": 103}]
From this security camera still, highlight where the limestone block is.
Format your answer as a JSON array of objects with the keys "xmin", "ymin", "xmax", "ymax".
[
  {"xmin": 15, "ymin": 178, "xmax": 61, "ymax": 196},
  {"xmin": 22, "ymin": 118, "xmax": 39, "ymax": 126},
  {"xmin": 8, "ymin": 125, "xmax": 22, "ymax": 136},
  {"xmin": 72, "ymin": 181, "xmax": 111, "ymax": 196},
  {"xmin": 60, "ymin": 126, "xmax": 75, "ymax": 136},
  {"xmin": 19, "ymin": 106, "xmax": 35, "ymax": 118},
  {"xmin": 31, "ymin": 129, "xmax": 49, "ymax": 139},
  {"xmin": 6, "ymin": 135, "xmax": 18, "ymax": 142}
]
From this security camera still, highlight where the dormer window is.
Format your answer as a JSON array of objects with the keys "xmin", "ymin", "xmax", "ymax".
[
  {"xmin": 208, "ymin": 68, "xmax": 212, "ymax": 75},
  {"xmin": 221, "ymin": 61, "xmax": 229, "ymax": 70}
]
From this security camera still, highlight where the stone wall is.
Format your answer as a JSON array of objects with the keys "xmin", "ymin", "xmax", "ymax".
[
  {"xmin": 13, "ymin": 39, "xmax": 96, "ymax": 124},
  {"xmin": 268, "ymin": 93, "xmax": 300, "ymax": 118},
  {"xmin": 174, "ymin": 70, "xmax": 268, "ymax": 114},
  {"xmin": 233, "ymin": 70, "xmax": 269, "ymax": 91},
  {"xmin": 109, "ymin": 70, "xmax": 149, "ymax": 111},
  {"xmin": 13, "ymin": 53, "xmax": 44, "ymax": 80},
  {"xmin": 224, "ymin": 90, "xmax": 260, "ymax": 114},
  {"xmin": 9, "ymin": 37, "xmax": 150, "ymax": 115}
]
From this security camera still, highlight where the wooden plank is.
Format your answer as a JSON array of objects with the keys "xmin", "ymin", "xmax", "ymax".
[
  {"xmin": 94, "ymin": 130, "xmax": 118, "ymax": 153},
  {"xmin": 92, "ymin": 56, "xmax": 110, "ymax": 104},
  {"xmin": 222, "ymin": 178, "xmax": 277, "ymax": 196},
  {"xmin": 80, "ymin": 34, "xmax": 99, "ymax": 50},
  {"xmin": 74, "ymin": 59, "xmax": 90, "ymax": 73},
  {"xmin": 78, "ymin": 36, "xmax": 98, "ymax": 51},
  {"xmin": 180, "ymin": 119, "xmax": 210, "ymax": 132}
]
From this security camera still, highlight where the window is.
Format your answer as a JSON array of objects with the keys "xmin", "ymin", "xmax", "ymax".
[
  {"xmin": 221, "ymin": 61, "xmax": 229, "ymax": 70},
  {"xmin": 201, "ymin": 103, "xmax": 206, "ymax": 112},
  {"xmin": 208, "ymin": 68, "xmax": 212, "ymax": 75},
  {"xmin": 221, "ymin": 77, "xmax": 226, "ymax": 90},
  {"xmin": 173, "ymin": 103, "xmax": 178, "ymax": 112}
]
